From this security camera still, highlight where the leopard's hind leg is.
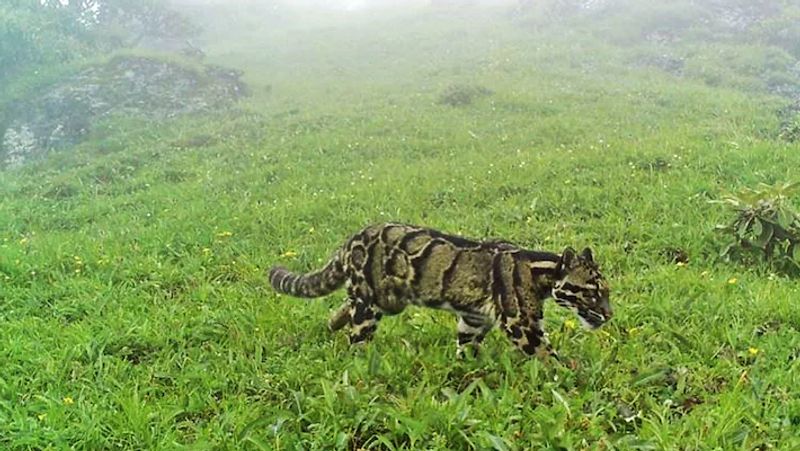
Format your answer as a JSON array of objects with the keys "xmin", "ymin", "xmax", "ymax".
[
  {"xmin": 456, "ymin": 315, "xmax": 493, "ymax": 359},
  {"xmin": 348, "ymin": 295, "xmax": 383, "ymax": 344},
  {"xmin": 328, "ymin": 301, "xmax": 351, "ymax": 332}
]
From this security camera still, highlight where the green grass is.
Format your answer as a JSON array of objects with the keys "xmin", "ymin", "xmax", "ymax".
[{"xmin": 2, "ymin": 4, "xmax": 800, "ymax": 450}]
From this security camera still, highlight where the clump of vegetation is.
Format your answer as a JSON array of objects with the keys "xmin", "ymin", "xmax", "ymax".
[
  {"xmin": 170, "ymin": 133, "xmax": 217, "ymax": 150},
  {"xmin": 634, "ymin": 156, "xmax": 672, "ymax": 172},
  {"xmin": 632, "ymin": 53, "xmax": 685, "ymax": 76},
  {"xmin": 437, "ymin": 84, "xmax": 493, "ymax": 107},
  {"xmin": 713, "ymin": 182, "xmax": 800, "ymax": 268},
  {"xmin": 779, "ymin": 113, "xmax": 800, "ymax": 142}
]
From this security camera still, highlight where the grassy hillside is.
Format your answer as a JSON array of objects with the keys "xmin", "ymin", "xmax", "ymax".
[{"xmin": 2, "ymin": 3, "xmax": 800, "ymax": 449}]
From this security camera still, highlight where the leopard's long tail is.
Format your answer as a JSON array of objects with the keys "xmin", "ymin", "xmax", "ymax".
[{"xmin": 268, "ymin": 250, "xmax": 346, "ymax": 298}]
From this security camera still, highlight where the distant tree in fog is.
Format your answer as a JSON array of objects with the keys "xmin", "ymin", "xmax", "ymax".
[{"xmin": 0, "ymin": 0, "xmax": 196, "ymax": 83}]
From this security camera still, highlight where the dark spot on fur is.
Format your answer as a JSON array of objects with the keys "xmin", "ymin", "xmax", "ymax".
[
  {"xmin": 351, "ymin": 302, "xmax": 369, "ymax": 324},
  {"xmin": 457, "ymin": 332, "xmax": 474, "ymax": 344},
  {"xmin": 350, "ymin": 324, "xmax": 377, "ymax": 343},
  {"xmin": 522, "ymin": 342, "xmax": 538, "ymax": 354},
  {"xmin": 362, "ymin": 308, "xmax": 375, "ymax": 320}
]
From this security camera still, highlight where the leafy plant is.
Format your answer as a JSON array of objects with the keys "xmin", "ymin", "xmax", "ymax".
[
  {"xmin": 713, "ymin": 181, "xmax": 800, "ymax": 267},
  {"xmin": 779, "ymin": 113, "xmax": 800, "ymax": 142}
]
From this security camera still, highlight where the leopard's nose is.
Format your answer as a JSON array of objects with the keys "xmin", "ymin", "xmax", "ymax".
[{"xmin": 601, "ymin": 299, "xmax": 613, "ymax": 320}]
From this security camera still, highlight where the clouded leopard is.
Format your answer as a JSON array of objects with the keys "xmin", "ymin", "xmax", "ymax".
[{"xmin": 269, "ymin": 223, "xmax": 612, "ymax": 359}]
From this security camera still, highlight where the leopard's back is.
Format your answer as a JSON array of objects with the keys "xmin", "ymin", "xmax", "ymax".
[{"xmin": 341, "ymin": 223, "xmax": 507, "ymax": 315}]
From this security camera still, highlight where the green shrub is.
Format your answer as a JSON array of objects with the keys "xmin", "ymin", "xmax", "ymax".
[
  {"xmin": 437, "ymin": 84, "xmax": 493, "ymax": 107},
  {"xmin": 779, "ymin": 113, "xmax": 800, "ymax": 142},
  {"xmin": 713, "ymin": 182, "xmax": 800, "ymax": 269}
]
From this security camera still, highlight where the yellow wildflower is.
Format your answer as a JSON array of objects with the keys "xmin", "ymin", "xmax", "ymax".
[
  {"xmin": 281, "ymin": 250, "xmax": 297, "ymax": 258},
  {"xmin": 216, "ymin": 231, "xmax": 233, "ymax": 238},
  {"xmin": 728, "ymin": 277, "xmax": 737, "ymax": 284},
  {"xmin": 63, "ymin": 396, "xmax": 74, "ymax": 405},
  {"xmin": 564, "ymin": 319, "xmax": 577, "ymax": 330},
  {"xmin": 748, "ymin": 347, "xmax": 760, "ymax": 357}
]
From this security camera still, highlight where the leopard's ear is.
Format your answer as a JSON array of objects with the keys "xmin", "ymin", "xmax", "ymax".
[
  {"xmin": 560, "ymin": 247, "xmax": 576, "ymax": 267},
  {"xmin": 580, "ymin": 247, "xmax": 594, "ymax": 262},
  {"xmin": 556, "ymin": 247, "xmax": 577, "ymax": 277}
]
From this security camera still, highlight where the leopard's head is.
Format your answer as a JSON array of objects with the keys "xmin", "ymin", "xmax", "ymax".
[{"xmin": 552, "ymin": 247, "xmax": 612, "ymax": 329}]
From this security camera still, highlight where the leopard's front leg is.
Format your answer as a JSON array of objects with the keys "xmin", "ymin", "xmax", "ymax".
[{"xmin": 501, "ymin": 310, "xmax": 559, "ymax": 360}]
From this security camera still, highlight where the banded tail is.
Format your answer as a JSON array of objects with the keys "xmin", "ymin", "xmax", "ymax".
[{"xmin": 268, "ymin": 251, "xmax": 346, "ymax": 298}]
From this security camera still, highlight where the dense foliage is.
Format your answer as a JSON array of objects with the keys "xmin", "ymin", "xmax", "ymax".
[
  {"xmin": 0, "ymin": 0, "xmax": 195, "ymax": 85},
  {"xmin": 0, "ymin": 2, "xmax": 87, "ymax": 82},
  {"xmin": 715, "ymin": 182, "xmax": 800, "ymax": 270}
]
